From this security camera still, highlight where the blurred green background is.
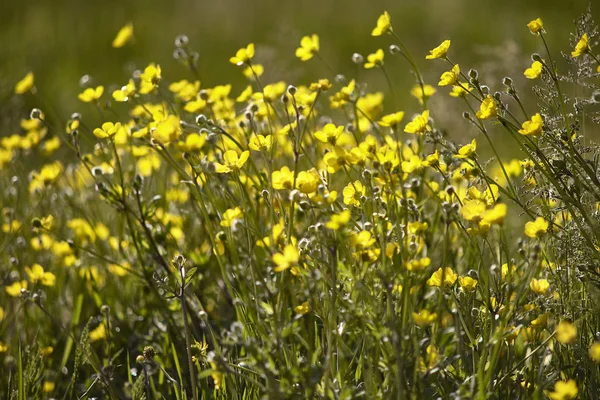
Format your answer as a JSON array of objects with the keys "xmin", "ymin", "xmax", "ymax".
[{"xmin": 1, "ymin": 0, "xmax": 597, "ymax": 158}]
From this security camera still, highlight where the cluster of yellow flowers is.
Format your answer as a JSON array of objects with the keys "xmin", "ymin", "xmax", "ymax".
[{"xmin": 2, "ymin": 9, "xmax": 600, "ymax": 398}]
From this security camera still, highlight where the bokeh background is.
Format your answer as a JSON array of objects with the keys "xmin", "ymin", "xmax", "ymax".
[{"xmin": 1, "ymin": 0, "xmax": 597, "ymax": 159}]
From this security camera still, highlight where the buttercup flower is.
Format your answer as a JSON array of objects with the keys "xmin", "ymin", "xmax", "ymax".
[
  {"xmin": 571, "ymin": 33, "xmax": 589, "ymax": 57},
  {"xmin": 364, "ymin": 49, "xmax": 384, "ymax": 69},
  {"xmin": 230, "ymin": 43, "xmax": 255, "ymax": 66},
  {"xmin": 78, "ymin": 86, "xmax": 104, "ymax": 102},
  {"xmin": 524, "ymin": 217, "xmax": 548, "ymax": 238},
  {"xmin": 371, "ymin": 11, "xmax": 392, "ymax": 36},
  {"xmin": 112, "ymin": 22, "xmax": 133, "ymax": 48},
  {"xmin": 404, "ymin": 110, "xmax": 431, "ymax": 134},
  {"xmin": 476, "ymin": 95, "xmax": 497, "ymax": 120},
  {"xmin": 214, "ymin": 150, "xmax": 250, "ymax": 173},
  {"xmin": 527, "ymin": 18, "xmax": 544, "ymax": 35},
  {"xmin": 15, "ymin": 72, "xmax": 34, "ymax": 94},
  {"xmin": 518, "ymin": 113, "xmax": 543, "ymax": 136},
  {"xmin": 296, "ymin": 35, "xmax": 319, "ymax": 61},
  {"xmin": 426, "ymin": 40, "xmax": 451, "ymax": 60},
  {"xmin": 524, "ymin": 60, "xmax": 543, "ymax": 79}
]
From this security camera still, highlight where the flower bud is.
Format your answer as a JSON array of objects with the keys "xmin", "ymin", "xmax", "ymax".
[
  {"xmin": 352, "ymin": 53, "xmax": 364, "ymax": 64},
  {"xmin": 175, "ymin": 34, "xmax": 189, "ymax": 47}
]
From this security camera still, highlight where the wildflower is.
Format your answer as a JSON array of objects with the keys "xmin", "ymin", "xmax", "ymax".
[
  {"xmin": 351, "ymin": 230, "xmax": 376, "ymax": 250},
  {"xmin": 529, "ymin": 278, "xmax": 550, "ymax": 294},
  {"xmin": 294, "ymin": 302, "xmax": 310, "ymax": 315},
  {"xmin": 378, "ymin": 111, "xmax": 404, "ymax": 127},
  {"xmin": 295, "ymin": 35, "xmax": 319, "ymax": 61},
  {"xmin": 404, "ymin": 110, "xmax": 431, "ymax": 134},
  {"xmin": 571, "ymin": 33, "xmax": 589, "ymax": 58},
  {"xmin": 454, "ymin": 139, "xmax": 476, "ymax": 159},
  {"xmin": 272, "ymin": 166, "xmax": 295, "ymax": 190},
  {"xmin": 405, "ymin": 257, "xmax": 431, "ymax": 272},
  {"xmin": 461, "ymin": 200, "xmax": 487, "ymax": 223},
  {"xmin": 152, "ymin": 115, "xmax": 181, "ymax": 144},
  {"xmin": 371, "ymin": 11, "xmax": 392, "ymax": 36},
  {"xmin": 230, "ymin": 43, "xmax": 255, "ymax": 66},
  {"xmin": 524, "ymin": 60, "xmax": 543, "ymax": 79},
  {"xmin": 476, "ymin": 95, "xmax": 497, "ymax": 120},
  {"xmin": 272, "ymin": 245, "xmax": 299, "ymax": 272},
  {"xmin": 43, "ymin": 382, "xmax": 55, "ymax": 393},
  {"xmin": 93, "ymin": 122, "xmax": 121, "ymax": 139},
  {"xmin": 112, "ymin": 22, "xmax": 133, "ymax": 48},
  {"xmin": 15, "ymin": 72, "xmax": 34, "ymax": 94},
  {"xmin": 214, "ymin": 150, "xmax": 250, "ymax": 173},
  {"xmin": 427, "ymin": 267, "xmax": 458, "ymax": 287},
  {"xmin": 6, "ymin": 280, "xmax": 27, "ymax": 297},
  {"xmin": 408, "ymin": 221, "xmax": 428, "ymax": 235},
  {"xmin": 25, "ymin": 264, "xmax": 56, "ymax": 286},
  {"xmin": 178, "ymin": 133, "xmax": 206, "ymax": 152},
  {"xmin": 364, "ymin": 49, "xmax": 384, "ymax": 69},
  {"xmin": 295, "ymin": 169, "xmax": 320, "ymax": 194},
  {"xmin": 249, "ymin": 134, "xmax": 273, "ymax": 152},
  {"xmin": 89, "ymin": 323, "xmax": 107, "ymax": 342},
  {"xmin": 556, "ymin": 321, "xmax": 577, "ymax": 344},
  {"xmin": 459, "ymin": 276, "xmax": 478, "ymax": 291},
  {"xmin": 78, "ymin": 86, "xmax": 104, "ymax": 103},
  {"xmin": 518, "ymin": 113, "xmax": 543, "ymax": 136},
  {"xmin": 590, "ymin": 342, "xmax": 600, "ymax": 362},
  {"xmin": 531, "ymin": 312, "xmax": 549, "ymax": 329},
  {"xmin": 139, "ymin": 63, "xmax": 161, "ymax": 94},
  {"xmin": 221, "ymin": 207, "xmax": 243, "ymax": 227},
  {"xmin": 426, "ymin": 40, "xmax": 451, "ymax": 60},
  {"xmin": 450, "ymin": 83, "xmax": 472, "ymax": 97},
  {"xmin": 343, "ymin": 181, "xmax": 366, "ymax": 207},
  {"xmin": 524, "ymin": 217, "xmax": 548, "ymax": 238},
  {"xmin": 547, "ymin": 380, "xmax": 578, "ymax": 400},
  {"xmin": 314, "ymin": 124, "xmax": 344, "ymax": 144},
  {"xmin": 527, "ymin": 18, "xmax": 544, "ymax": 35},
  {"xmin": 329, "ymin": 79, "xmax": 355, "ymax": 108},
  {"xmin": 482, "ymin": 203, "xmax": 507, "ymax": 225},
  {"xmin": 326, "ymin": 210, "xmax": 351, "ymax": 230},
  {"xmin": 438, "ymin": 64, "xmax": 460, "ymax": 86},
  {"xmin": 309, "ymin": 79, "xmax": 332, "ymax": 91},
  {"xmin": 412, "ymin": 310, "xmax": 437, "ymax": 327},
  {"xmin": 243, "ymin": 64, "xmax": 264, "ymax": 79}
]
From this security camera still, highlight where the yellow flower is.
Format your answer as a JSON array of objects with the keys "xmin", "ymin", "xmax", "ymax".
[
  {"xmin": 412, "ymin": 310, "xmax": 437, "ymax": 327},
  {"xmin": 0, "ymin": 306, "xmax": 4, "ymax": 321},
  {"xmin": 139, "ymin": 63, "xmax": 161, "ymax": 94},
  {"xmin": 78, "ymin": 86, "xmax": 104, "ymax": 103},
  {"xmin": 178, "ymin": 133, "xmax": 206, "ymax": 152},
  {"xmin": 295, "ymin": 34, "xmax": 319, "ymax": 61},
  {"xmin": 314, "ymin": 124, "xmax": 344, "ymax": 144},
  {"xmin": 461, "ymin": 200, "xmax": 487, "ymax": 223},
  {"xmin": 426, "ymin": 40, "xmax": 451, "ymax": 60},
  {"xmin": 556, "ymin": 321, "xmax": 577, "ymax": 344},
  {"xmin": 527, "ymin": 18, "xmax": 544, "ymax": 35},
  {"xmin": 411, "ymin": 84, "xmax": 436, "ymax": 104},
  {"xmin": 547, "ymin": 380, "xmax": 578, "ymax": 400},
  {"xmin": 214, "ymin": 150, "xmax": 250, "ymax": 174},
  {"xmin": 530, "ymin": 312, "xmax": 549, "ymax": 329},
  {"xmin": 6, "ymin": 280, "xmax": 27, "ymax": 297},
  {"xmin": 89, "ymin": 323, "xmax": 107, "ymax": 342},
  {"xmin": 93, "ymin": 122, "xmax": 121, "ymax": 139},
  {"xmin": 524, "ymin": 217, "xmax": 548, "ymax": 238},
  {"xmin": 476, "ymin": 95, "xmax": 497, "ymax": 120},
  {"xmin": 326, "ymin": 210, "xmax": 352, "ymax": 230},
  {"xmin": 378, "ymin": 111, "xmax": 405, "ymax": 127},
  {"xmin": 482, "ymin": 203, "xmax": 507, "ymax": 225},
  {"xmin": 590, "ymin": 342, "xmax": 600, "ymax": 362},
  {"xmin": 426, "ymin": 267, "xmax": 458, "ymax": 288},
  {"xmin": 454, "ymin": 139, "xmax": 476, "ymax": 159},
  {"xmin": 524, "ymin": 61, "xmax": 543, "ymax": 79},
  {"xmin": 449, "ymin": 83, "xmax": 472, "ymax": 97},
  {"xmin": 15, "ymin": 72, "xmax": 34, "ymax": 94},
  {"xmin": 221, "ymin": 207, "xmax": 243, "ymax": 227},
  {"xmin": 0, "ymin": 342, "xmax": 8, "ymax": 352},
  {"xmin": 272, "ymin": 166, "xmax": 294, "ymax": 190},
  {"xmin": 459, "ymin": 276, "xmax": 478, "ymax": 291},
  {"xmin": 343, "ymin": 181, "xmax": 366, "ymax": 207},
  {"xmin": 518, "ymin": 113, "xmax": 543, "ymax": 136},
  {"xmin": 364, "ymin": 49, "xmax": 384, "ymax": 69},
  {"xmin": 438, "ymin": 64, "xmax": 460, "ymax": 86},
  {"xmin": 249, "ymin": 134, "xmax": 273, "ymax": 152},
  {"xmin": 529, "ymin": 278, "xmax": 550, "ymax": 294},
  {"xmin": 272, "ymin": 245, "xmax": 299, "ymax": 272},
  {"xmin": 405, "ymin": 257, "xmax": 431, "ymax": 272},
  {"xmin": 43, "ymin": 382, "xmax": 55, "ymax": 393},
  {"xmin": 25, "ymin": 264, "xmax": 56, "ymax": 286},
  {"xmin": 243, "ymin": 64, "xmax": 264, "ymax": 79},
  {"xmin": 571, "ymin": 33, "xmax": 589, "ymax": 58},
  {"xmin": 371, "ymin": 11, "xmax": 392, "ymax": 36},
  {"xmin": 295, "ymin": 168, "xmax": 320, "ymax": 194},
  {"xmin": 230, "ymin": 43, "xmax": 255, "ymax": 66},
  {"xmin": 404, "ymin": 110, "xmax": 431, "ymax": 134},
  {"xmin": 294, "ymin": 302, "xmax": 310, "ymax": 315},
  {"xmin": 351, "ymin": 230, "xmax": 376, "ymax": 250},
  {"xmin": 112, "ymin": 22, "xmax": 133, "ymax": 48}
]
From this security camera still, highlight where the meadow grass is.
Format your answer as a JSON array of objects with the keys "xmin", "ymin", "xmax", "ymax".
[{"xmin": 1, "ymin": 6, "xmax": 600, "ymax": 400}]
